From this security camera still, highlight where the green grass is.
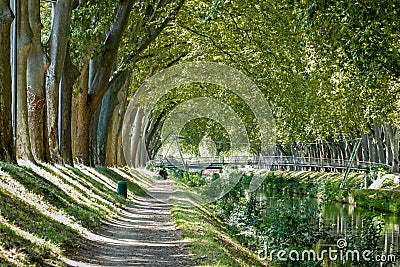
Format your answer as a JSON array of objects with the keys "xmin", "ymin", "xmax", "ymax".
[
  {"xmin": 95, "ymin": 167, "xmax": 146, "ymax": 196},
  {"xmin": 0, "ymin": 221, "xmax": 61, "ymax": 267},
  {"xmin": 0, "ymin": 162, "xmax": 145, "ymax": 266},
  {"xmin": 264, "ymin": 171, "xmax": 400, "ymax": 213},
  {"xmin": 65, "ymin": 165, "xmax": 126, "ymax": 205},
  {"xmin": 170, "ymin": 184, "xmax": 268, "ymax": 267},
  {"xmin": 351, "ymin": 189, "xmax": 400, "ymax": 213},
  {"xmin": 0, "ymin": 162, "xmax": 106, "ymax": 229}
]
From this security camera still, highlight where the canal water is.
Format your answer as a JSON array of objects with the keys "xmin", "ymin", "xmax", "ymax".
[{"xmin": 257, "ymin": 190, "xmax": 399, "ymax": 266}]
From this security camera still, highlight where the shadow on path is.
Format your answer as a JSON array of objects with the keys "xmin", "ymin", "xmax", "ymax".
[{"xmin": 64, "ymin": 179, "xmax": 195, "ymax": 267}]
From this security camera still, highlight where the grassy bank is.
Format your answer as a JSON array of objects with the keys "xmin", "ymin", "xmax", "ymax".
[
  {"xmin": 351, "ymin": 189, "xmax": 400, "ymax": 213},
  {"xmin": 0, "ymin": 161, "xmax": 146, "ymax": 266},
  {"xmin": 170, "ymin": 183, "xmax": 267, "ymax": 267},
  {"xmin": 263, "ymin": 170, "xmax": 400, "ymax": 214}
]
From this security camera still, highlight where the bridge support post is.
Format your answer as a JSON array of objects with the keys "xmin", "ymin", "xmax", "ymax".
[
  {"xmin": 174, "ymin": 136, "xmax": 189, "ymax": 181},
  {"xmin": 340, "ymin": 138, "xmax": 362, "ymax": 189}
]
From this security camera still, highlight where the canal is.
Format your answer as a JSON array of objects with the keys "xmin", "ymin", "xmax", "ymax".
[{"xmin": 257, "ymin": 190, "xmax": 399, "ymax": 266}]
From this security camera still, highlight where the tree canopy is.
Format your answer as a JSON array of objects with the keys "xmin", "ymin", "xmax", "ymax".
[{"xmin": 0, "ymin": 0, "xmax": 398, "ymax": 166}]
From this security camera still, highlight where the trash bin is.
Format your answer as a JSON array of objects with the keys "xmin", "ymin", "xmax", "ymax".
[{"xmin": 117, "ymin": 181, "xmax": 128, "ymax": 198}]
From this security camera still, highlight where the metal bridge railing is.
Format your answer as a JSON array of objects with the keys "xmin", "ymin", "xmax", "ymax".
[{"xmin": 147, "ymin": 155, "xmax": 390, "ymax": 172}]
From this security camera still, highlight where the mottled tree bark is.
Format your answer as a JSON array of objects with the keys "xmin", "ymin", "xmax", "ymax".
[
  {"xmin": 76, "ymin": 63, "xmax": 90, "ymax": 164},
  {"xmin": 361, "ymin": 133, "xmax": 369, "ymax": 162},
  {"xmin": 45, "ymin": 0, "xmax": 74, "ymax": 164},
  {"xmin": 373, "ymin": 122, "xmax": 385, "ymax": 164},
  {"xmin": 76, "ymin": 0, "xmax": 185, "ymax": 166},
  {"xmin": 97, "ymin": 70, "xmax": 130, "ymax": 166},
  {"xmin": 383, "ymin": 123, "xmax": 394, "ymax": 168},
  {"xmin": 61, "ymin": 43, "xmax": 79, "ymax": 165},
  {"xmin": 27, "ymin": 0, "xmax": 49, "ymax": 162},
  {"xmin": 16, "ymin": 0, "xmax": 34, "ymax": 161},
  {"xmin": 76, "ymin": 0, "xmax": 133, "ymax": 165},
  {"xmin": 90, "ymin": 107, "xmax": 100, "ymax": 166},
  {"xmin": 394, "ymin": 129, "xmax": 399, "ymax": 173},
  {"xmin": 0, "ymin": 0, "xmax": 15, "ymax": 162}
]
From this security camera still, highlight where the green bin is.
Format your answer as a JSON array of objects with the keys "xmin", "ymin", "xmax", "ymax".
[{"xmin": 117, "ymin": 181, "xmax": 128, "ymax": 198}]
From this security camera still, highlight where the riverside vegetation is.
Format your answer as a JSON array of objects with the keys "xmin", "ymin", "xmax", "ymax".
[
  {"xmin": 0, "ymin": 159, "xmax": 398, "ymax": 266},
  {"xmin": 169, "ymin": 167, "xmax": 399, "ymax": 267}
]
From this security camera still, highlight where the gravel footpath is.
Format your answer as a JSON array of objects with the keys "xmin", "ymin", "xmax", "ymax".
[{"xmin": 64, "ymin": 179, "xmax": 195, "ymax": 267}]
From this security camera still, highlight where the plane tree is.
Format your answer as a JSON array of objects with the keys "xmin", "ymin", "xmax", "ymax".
[{"xmin": 0, "ymin": 0, "xmax": 15, "ymax": 162}]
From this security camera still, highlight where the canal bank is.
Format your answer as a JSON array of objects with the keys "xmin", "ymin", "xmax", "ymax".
[
  {"xmin": 168, "ymin": 168, "xmax": 400, "ymax": 266},
  {"xmin": 266, "ymin": 170, "xmax": 400, "ymax": 214}
]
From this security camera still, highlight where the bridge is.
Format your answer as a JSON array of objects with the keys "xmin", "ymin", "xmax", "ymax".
[{"xmin": 147, "ymin": 155, "xmax": 389, "ymax": 173}]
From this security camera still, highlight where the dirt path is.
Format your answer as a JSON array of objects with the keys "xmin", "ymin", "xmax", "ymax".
[{"xmin": 64, "ymin": 179, "xmax": 195, "ymax": 267}]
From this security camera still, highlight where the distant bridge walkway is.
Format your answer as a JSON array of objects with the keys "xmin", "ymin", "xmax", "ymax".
[{"xmin": 148, "ymin": 156, "xmax": 390, "ymax": 173}]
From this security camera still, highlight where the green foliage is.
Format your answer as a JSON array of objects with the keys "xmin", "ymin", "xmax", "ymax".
[
  {"xmin": 339, "ymin": 215, "xmax": 386, "ymax": 267},
  {"xmin": 209, "ymin": 171, "xmax": 394, "ymax": 266},
  {"xmin": 365, "ymin": 165, "xmax": 392, "ymax": 188},
  {"xmin": 179, "ymin": 118, "xmax": 231, "ymax": 156},
  {"xmin": 171, "ymin": 200, "xmax": 266, "ymax": 266},
  {"xmin": 259, "ymin": 201, "xmax": 329, "ymax": 267},
  {"xmin": 295, "ymin": 0, "xmax": 400, "ymax": 128},
  {"xmin": 168, "ymin": 168, "xmax": 206, "ymax": 187},
  {"xmin": 370, "ymin": 165, "xmax": 391, "ymax": 176},
  {"xmin": 214, "ymin": 173, "xmax": 253, "ymax": 220},
  {"xmin": 317, "ymin": 178, "xmax": 351, "ymax": 202},
  {"xmin": 351, "ymin": 189, "xmax": 400, "ymax": 213},
  {"xmin": 213, "ymin": 178, "xmax": 329, "ymax": 266},
  {"xmin": 260, "ymin": 172, "xmax": 318, "ymax": 197},
  {"xmin": 299, "ymin": 0, "xmax": 400, "ymax": 78},
  {"xmin": 127, "ymin": 0, "xmax": 400, "ymax": 154},
  {"xmin": 70, "ymin": 0, "xmax": 117, "ymax": 64},
  {"xmin": 380, "ymin": 176, "xmax": 395, "ymax": 189},
  {"xmin": 167, "ymin": 167, "xmax": 186, "ymax": 179}
]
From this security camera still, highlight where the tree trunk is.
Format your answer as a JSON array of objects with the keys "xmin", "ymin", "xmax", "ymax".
[
  {"xmin": 367, "ymin": 134, "xmax": 377, "ymax": 163},
  {"xmin": 76, "ymin": 0, "xmax": 133, "ymax": 165},
  {"xmin": 60, "ymin": 43, "xmax": 79, "ymax": 165},
  {"xmin": 137, "ymin": 134, "xmax": 148, "ymax": 167},
  {"xmin": 45, "ymin": 0, "xmax": 74, "ymax": 163},
  {"xmin": 129, "ymin": 107, "xmax": 144, "ymax": 167},
  {"xmin": 0, "ymin": 1, "xmax": 15, "ymax": 162},
  {"xmin": 16, "ymin": 0, "xmax": 34, "ymax": 161},
  {"xmin": 27, "ymin": 0, "xmax": 49, "ymax": 162},
  {"xmin": 90, "ymin": 106, "xmax": 100, "ymax": 166},
  {"xmin": 111, "ymin": 89, "xmax": 128, "ymax": 166},
  {"xmin": 97, "ymin": 70, "xmax": 130, "ymax": 166},
  {"xmin": 76, "ymin": 63, "xmax": 90, "ymax": 164}
]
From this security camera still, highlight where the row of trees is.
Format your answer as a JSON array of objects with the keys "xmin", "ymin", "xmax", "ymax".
[
  {"xmin": 129, "ymin": 0, "xmax": 399, "ymax": 169},
  {"xmin": 0, "ymin": 0, "xmax": 399, "ymax": 169},
  {"xmin": 0, "ymin": 0, "xmax": 184, "ymax": 165}
]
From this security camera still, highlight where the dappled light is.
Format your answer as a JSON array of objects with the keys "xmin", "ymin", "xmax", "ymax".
[
  {"xmin": 0, "ymin": 214, "xmax": 61, "ymax": 259},
  {"xmin": 0, "ymin": 0, "xmax": 399, "ymax": 265},
  {"xmin": 66, "ymin": 176, "xmax": 194, "ymax": 267},
  {"xmin": 42, "ymin": 163, "xmax": 115, "ymax": 211}
]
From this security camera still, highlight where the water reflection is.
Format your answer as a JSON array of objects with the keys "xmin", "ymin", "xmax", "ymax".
[{"xmin": 257, "ymin": 190, "xmax": 399, "ymax": 266}]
